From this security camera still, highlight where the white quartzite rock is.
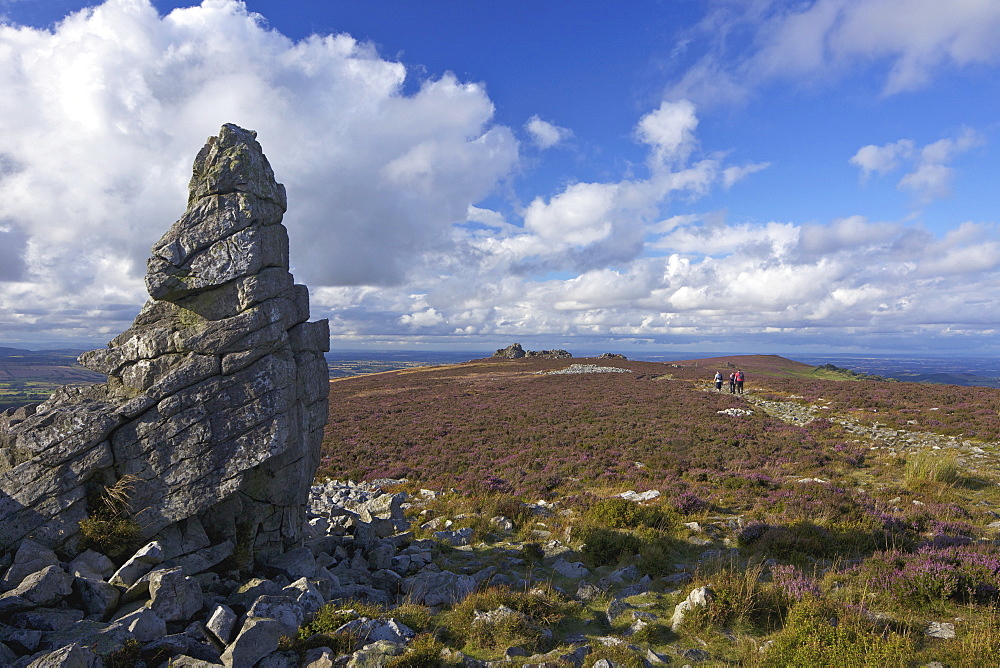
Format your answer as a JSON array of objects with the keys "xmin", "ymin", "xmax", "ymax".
[{"xmin": 671, "ymin": 585, "xmax": 714, "ymax": 631}]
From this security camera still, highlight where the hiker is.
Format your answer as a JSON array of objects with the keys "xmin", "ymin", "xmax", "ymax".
[
  {"xmin": 714, "ymin": 371, "xmax": 723, "ymax": 391},
  {"xmin": 736, "ymin": 369, "xmax": 745, "ymax": 394},
  {"xmin": 729, "ymin": 372, "xmax": 737, "ymax": 394}
]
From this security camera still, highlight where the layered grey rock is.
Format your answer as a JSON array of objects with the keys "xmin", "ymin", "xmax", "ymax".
[{"xmin": 0, "ymin": 124, "xmax": 329, "ymax": 566}]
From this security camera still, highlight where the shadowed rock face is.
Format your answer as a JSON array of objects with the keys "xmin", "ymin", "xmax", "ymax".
[{"xmin": 0, "ymin": 124, "xmax": 329, "ymax": 565}]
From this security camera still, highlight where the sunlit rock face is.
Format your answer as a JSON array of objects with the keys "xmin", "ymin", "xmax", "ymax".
[{"xmin": 0, "ymin": 124, "xmax": 329, "ymax": 566}]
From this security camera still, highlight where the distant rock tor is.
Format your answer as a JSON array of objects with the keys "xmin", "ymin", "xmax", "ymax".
[
  {"xmin": 0, "ymin": 124, "xmax": 329, "ymax": 567},
  {"xmin": 492, "ymin": 343, "xmax": 572, "ymax": 359}
]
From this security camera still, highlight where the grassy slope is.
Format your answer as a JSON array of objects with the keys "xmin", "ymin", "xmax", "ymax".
[{"xmin": 319, "ymin": 355, "xmax": 1000, "ymax": 665}]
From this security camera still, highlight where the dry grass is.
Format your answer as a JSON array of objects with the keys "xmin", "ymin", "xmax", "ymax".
[{"xmin": 904, "ymin": 450, "xmax": 960, "ymax": 486}]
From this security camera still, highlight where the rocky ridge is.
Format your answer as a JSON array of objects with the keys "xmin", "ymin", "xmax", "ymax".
[{"xmin": 492, "ymin": 343, "xmax": 572, "ymax": 360}]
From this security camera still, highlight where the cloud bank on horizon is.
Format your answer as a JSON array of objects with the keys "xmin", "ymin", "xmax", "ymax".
[{"xmin": 1, "ymin": 0, "xmax": 998, "ymax": 354}]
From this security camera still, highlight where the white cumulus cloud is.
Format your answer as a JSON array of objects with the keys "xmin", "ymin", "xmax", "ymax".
[
  {"xmin": 0, "ymin": 0, "xmax": 518, "ymax": 341},
  {"xmin": 525, "ymin": 115, "xmax": 571, "ymax": 149},
  {"xmin": 850, "ymin": 128, "xmax": 983, "ymax": 202},
  {"xmin": 636, "ymin": 100, "xmax": 698, "ymax": 166}
]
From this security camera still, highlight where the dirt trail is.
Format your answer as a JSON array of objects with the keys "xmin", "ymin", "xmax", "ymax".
[{"xmin": 744, "ymin": 393, "xmax": 1000, "ymax": 476}]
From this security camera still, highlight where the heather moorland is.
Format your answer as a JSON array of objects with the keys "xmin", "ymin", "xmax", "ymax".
[{"xmin": 315, "ymin": 354, "xmax": 1000, "ymax": 666}]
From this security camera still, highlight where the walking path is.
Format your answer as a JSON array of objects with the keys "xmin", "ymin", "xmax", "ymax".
[{"xmin": 743, "ymin": 392, "xmax": 1000, "ymax": 475}]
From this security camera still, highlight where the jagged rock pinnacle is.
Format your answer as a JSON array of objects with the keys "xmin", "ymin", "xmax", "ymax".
[{"xmin": 0, "ymin": 125, "xmax": 329, "ymax": 567}]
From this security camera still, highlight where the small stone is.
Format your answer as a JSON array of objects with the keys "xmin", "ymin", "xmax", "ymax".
[
  {"xmin": 206, "ymin": 604, "xmax": 238, "ymax": 645},
  {"xmin": 925, "ymin": 621, "xmax": 956, "ymax": 639}
]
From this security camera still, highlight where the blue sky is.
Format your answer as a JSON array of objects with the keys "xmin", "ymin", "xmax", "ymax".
[{"xmin": 1, "ymin": 0, "xmax": 999, "ymax": 356}]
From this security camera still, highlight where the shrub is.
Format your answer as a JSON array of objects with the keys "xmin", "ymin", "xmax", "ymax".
[
  {"xmin": 752, "ymin": 522, "xmax": 833, "ymax": 561},
  {"xmin": 386, "ymin": 633, "xmax": 458, "ymax": 667},
  {"xmin": 521, "ymin": 542, "xmax": 545, "ymax": 564},
  {"xmin": 904, "ymin": 451, "xmax": 960, "ymax": 486},
  {"xmin": 858, "ymin": 545, "xmax": 1000, "ymax": 609},
  {"xmin": 636, "ymin": 535, "xmax": 685, "ymax": 577},
  {"xmin": 392, "ymin": 603, "xmax": 434, "ymax": 634},
  {"xmin": 440, "ymin": 586, "xmax": 573, "ymax": 656},
  {"xmin": 680, "ymin": 562, "xmax": 790, "ymax": 635},
  {"xmin": 760, "ymin": 598, "xmax": 914, "ymax": 667},
  {"xmin": 585, "ymin": 498, "xmax": 673, "ymax": 530},
  {"xmin": 737, "ymin": 521, "xmax": 771, "ymax": 547},
  {"xmin": 578, "ymin": 527, "xmax": 643, "ymax": 568},
  {"xmin": 79, "ymin": 516, "xmax": 142, "ymax": 556},
  {"xmin": 79, "ymin": 475, "xmax": 143, "ymax": 557},
  {"xmin": 671, "ymin": 491, "xmax": 709, "ymax": 515},
  {"xmin": 770, "ymin": 564, "xmax": 821, "ymax": 601}
]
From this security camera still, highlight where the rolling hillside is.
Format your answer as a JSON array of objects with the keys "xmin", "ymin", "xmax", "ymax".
[{"xmin": 316, "ymin": 354, "xmax": 1000, "ymax": 664}]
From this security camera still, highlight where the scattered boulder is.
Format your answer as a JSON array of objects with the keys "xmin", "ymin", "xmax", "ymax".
[
  {"xmin": 403, "ymin": 570, "xmax": 476, "ymax": 607},
  {"xmin": 526, "ymin": 348, "xmax": 573, "ymax": 359},
  {"xmin": 109, "ymin": 541, "xmax": 164, "ymax": 588},
  {"xmin": 1, "ymin": 565, "xmax": 73, "ymax": 609},
  {"xmin": 0, "ymin": 540, "xmax": 60, "ymax": 592},
  {"xmin": 221, "ymin": 616, "xmax": 288, "ymax": 668},
  {"xmin": 206, "ymin": 604, "xmax": 238, "ymax": 645},
  {"xmin": 25, "ymin": 642, "xmax": 101, "ymax": 667},
  {"xmin": 147, "ymin": 566, "xmax": 203, "ymax": 623},
  {"xmin": 926, "ymin": 621, "xmax": 956, "ymax": 639},
  {"xmin": 671, "ymin": 585, "xmax": 714, "ymax": 631},
  {"xmin": 551, "ymin": 558, "xmax": 590, "ymax": 579}
]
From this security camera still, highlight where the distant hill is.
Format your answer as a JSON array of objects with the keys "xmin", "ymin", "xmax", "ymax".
[
  {"xmin": 0, "ymin": 348, "xmax": 106, "ymax": 411},
  {"xmin": 890, "ymin": 371, "xmax": 1000, "ymax": 388}
]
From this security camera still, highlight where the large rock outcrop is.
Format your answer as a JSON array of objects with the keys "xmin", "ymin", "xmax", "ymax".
[
  {"xmin": 0, "ymin": 124, "xmax": 329, "ymax": 566},
  {"xmin": 492, "ymin": 343, "xmax": 572, "ymax": 359}
]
